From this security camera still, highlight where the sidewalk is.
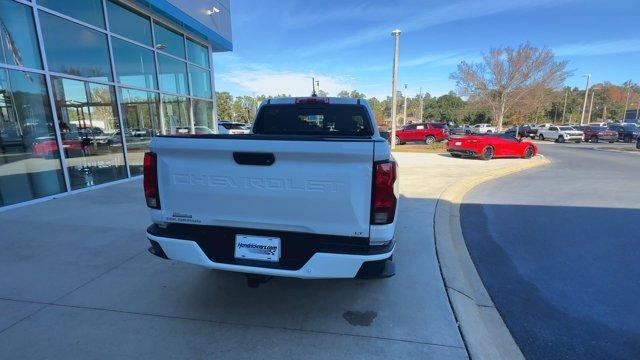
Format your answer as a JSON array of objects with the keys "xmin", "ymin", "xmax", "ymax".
[{"xmin": 0, "ymin": 152, "xmax": 531, "ymax": 359}]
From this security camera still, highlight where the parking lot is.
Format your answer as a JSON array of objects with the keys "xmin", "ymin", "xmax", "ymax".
[{"xmin": 1, "ymin": 153, "xmax": 539, "ymax": 359}]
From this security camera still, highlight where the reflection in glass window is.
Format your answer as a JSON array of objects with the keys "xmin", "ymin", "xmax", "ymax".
[
  {"xmin": 192, "ymin": 100, "xmax": 214, "ymax": 134},
  {"xmin": 0, "ymin": 0, "xmax": 42, "ymax": 69},
  {"xmin": 158, "ymin": 54, "xmax": 188, "ymax": 95},
  {"xmin": 40, "ymin": 12, "xmax": 113, "ymax": 82},
  {"xmin": 189, "ymin": 65, "xmax": 212, "ymax": 99},
  {"xmin": 186, "ymin": 38, "xmax": 209, "ymax": 68},
  {"xmin": 106, "ymin": 1, "xmax": 152, "ymax": 46},
  {"xmin": 51, "ymin": 77, "xmax": 126, "ymax": 189},
  {"xmin": 120, "ymin": 88, "xmax": 159, "ymax": 176},
  {"xmin": 0, "ymin": 68, "xmax": 65, "ymax": 207},
  {"xmin": 38, "ymin": 0, "xmax": 105, "ymax": 29},
  {"xmin": 112, "ymin": 38, "xmax": 157, "ymax": 90},
  {"xmin": 162, "ymin": 95, "xmax": 191, "ymax": 135},
  {"xmin": 153, "ymin": 22, "xmax": 185, "ymax": 58}
]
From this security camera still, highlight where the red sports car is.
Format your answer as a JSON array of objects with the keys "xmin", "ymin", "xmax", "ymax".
[{"xmin": 446, "ymin": 134, "xmax": 537, "ymax": 160}]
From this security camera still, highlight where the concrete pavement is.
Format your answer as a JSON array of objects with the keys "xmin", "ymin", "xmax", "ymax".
[
  {"xmin": 461, "ymin": 143, "xmax": 640, "ymax": 359},
  {"xmin": 0, "ymin": 152, "xmax": 536, "ymax": 359}
]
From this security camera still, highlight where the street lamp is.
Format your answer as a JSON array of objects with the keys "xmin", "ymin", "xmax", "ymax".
[
  {"xmin": 622, "ymin": 81, "xmax": 632, "ymax": 123},
  {"xmin": 403, "ymin": 83, "xmax": 408, "ymax": 125},
  {"xmin": 579, "ymin": 74, "xmax": 591, "ymax": 126},
  {"xmin": 587, "ymin": 86, "xmax": 600, "ymax": 125},
  {"xmin": 390, "ymin": 29, "xmax": 401, "ymax": 150}
]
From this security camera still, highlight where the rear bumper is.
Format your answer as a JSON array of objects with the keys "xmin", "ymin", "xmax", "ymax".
[
  {"xmin": 146, "ymin": 224, "xmax": 394, "ymax": 279},
  {"xmin": 447, "ymin": 148, "xmax": 478, "ymax": 157}
]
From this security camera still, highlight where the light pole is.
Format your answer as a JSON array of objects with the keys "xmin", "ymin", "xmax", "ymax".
[
  {"xmin": 419, "ymin": 87, "xmax": 424, "ymax": 122},
  {"xmin": 622, "ymin": 81, "xmax": 632, "ymax": 123},
  {"xmin": 390, "ymin": 29, "xmax": 401, "ymax": 150},
  {"xmin": 403, "ymin": 83, "xmax": 408, "ymax": 125},
  {"xmin": 579, "ymin": 74, "xmax": 591, "ymax": 126},
  {"xmin": 635, "ymin": 100, "xmax": 639, "ymax": 120},
  {"xmin": 561, "ymin": 90, "xmax": 568, "ymax": 123},
  {"xmin": 587, "ymin": 87, "xmax": 599, "ymax": 125}
]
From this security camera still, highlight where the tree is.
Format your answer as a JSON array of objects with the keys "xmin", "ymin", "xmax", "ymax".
[
  {"xmin": 216, "ymin": 92, "xmax": 233, "ymax": 120},
  {"xmin": 317, "ymin": 89, "xmax": 329, "ymax": 97},
  {"xmin": 450, "ymin": 44, "xmax": 572, "ymax": 131},
  {"xmin": 337, "ymin": 90, "xmax": 350, "ymax": 98}
]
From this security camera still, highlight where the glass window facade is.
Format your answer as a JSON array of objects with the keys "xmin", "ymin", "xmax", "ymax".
[
  {"xmin": 189, "ymin": 65, "xmax": 212, "ymax": 99},
  {"xmin": 106, "ymin": 1, "xmax": 152, "ymax": 46},
  {"xmin": 187, "ymin": 38, "xmax": 209, "ymax": 68},
  {"xmin": 162, "ymin": 95, "xmax": 190, "ymax": 135},
  {"xmin": 0, "ymin": 0, "xmax": 42, "ymax": 69},
  {"xmin": 153, "ymin": 22, "xmax": 185, "ymax": 59},
  {"xmin": 0, "ymin": 0, "xmax": 217, "ymax": 209},
  {"xmin": 0, "ymin": 68, "xmax": 66, "ymax": 206},
  {"xmin": 158, "ymin": 54, "xmax": 188, "ymax": 95},
  {"xmin": 112, "ymin": 38, "xmax": 157, "ymax": 90},
  {"xmin": 51, "ymin": 77, "xmax": 127, "ymax": 189},
  {"xmin": 119, "ymin": 88, "xmax": 159, "ymax": 176},
  {"xmin": 40, "ymin": 12, "xmax": 113, "ymax": 82},
  {"xmin": 38, "ymin": 0, "xmax": 105, "ymax": 29}
]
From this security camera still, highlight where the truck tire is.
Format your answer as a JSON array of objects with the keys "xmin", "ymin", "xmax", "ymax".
[
  {"xmin": 425, "ymin": 135, "xmax": 435, "ymax": 145},
  {"xmin": 557, "ymin": 136, "xmax": 565, "ymax": 143},
  {"xmin": 637, "ymin": 139, "xmax": 640, "ymax": 150},
  {"xmin": 592, "ymin": 136, "xmax": 599, "ymax": 143},
  {"xmin": 539, "ymin": 134, "xmax": 544, "ymax": 140},
  {"xmin": 480, "ymin": 146, "xmax": 494, "ymax": 160},
  {"xmin": 624, "ymin": 135, "xmax": 632, "ymax": 143}
]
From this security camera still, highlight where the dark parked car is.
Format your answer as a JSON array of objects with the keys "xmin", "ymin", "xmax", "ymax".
[
  {"xmin": 575, "ymin": 125, "xmax": 618, "ymax": 143},
  {"xmin": 505, "ymin": 125, "xmax": 531, "ymax": 138},
  {"xmin": 608, "ymin": 123, "xmax": 640, "ymax": 143}
]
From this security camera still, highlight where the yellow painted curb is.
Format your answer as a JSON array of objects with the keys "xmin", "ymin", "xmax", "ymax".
[{"xmin": 434, "ymin": 155, "xmax": 550, "ymax": 360}]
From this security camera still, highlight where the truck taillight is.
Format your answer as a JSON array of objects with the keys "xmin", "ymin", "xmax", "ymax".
[
  {"xmin": 371, "ymin": 160, "xmax": 397, "ymax": 225},
  {"xmin": 143, "ymin": 152, "xmax": 160, "ymax": 209}
]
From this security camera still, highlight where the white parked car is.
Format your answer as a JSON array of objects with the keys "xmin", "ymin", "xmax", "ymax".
[
  {"xmin": 218, "ymin": 122, "xmax": 251, "ymax": 135},
  {"xmin": 470, "ymin": 123, "xmax": 497, "ymax": 134},
  {"xmin": 143, "ymin": 97, "xmax": 398, "ymax": 285},
  {"xmin": 537, "ymin": 125, "xmax": 584, "ymax": 143}
]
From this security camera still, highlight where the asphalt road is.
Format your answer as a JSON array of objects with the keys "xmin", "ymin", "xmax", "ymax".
[{"xmin": 461, "ymin": 142, "xmax": 640, "ymax": 359}]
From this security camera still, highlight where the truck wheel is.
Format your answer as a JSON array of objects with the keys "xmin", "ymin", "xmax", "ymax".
[
  {"xmin": 425, "ymin": 135, "xmax": 435, "ymax": 145},
  {"xmin": 523, "ymin": 146, "xmax": 534, "ymax": 159},
  {"xmin": 624, "ymin": 135, "xmax": 632, "ymax": 143},
  {"xmin": 557, "ymin": 136, "xmax": 565, "ymax": 143},
  {"xmin": 538, "ymin": 134, "xmax": 544, "ymax": 140},
  {"xmin": 486, "ymin": 130, "xmax": 493, "ymax": 134},
  {"xmin": 592, "ymin": 137, "xmax": 599, "ymax": 143},
  {"xmin": 480, "ymin": 146, "xmax": 494, "ymax": 160}
]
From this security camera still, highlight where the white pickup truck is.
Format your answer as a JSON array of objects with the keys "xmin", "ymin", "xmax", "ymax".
[
  {"xmin": 144, "ymin": 97, "xmax": 398, "ymax": 284},
  {"xmin": 537, "ymin": 125, "xmax": 584, "ymax": 143},
  {"xmin": 469, "ymin": 123, "xmax": 497, "ymax": 134}
]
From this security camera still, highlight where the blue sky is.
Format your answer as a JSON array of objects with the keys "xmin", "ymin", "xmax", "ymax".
[{"xmin": 213, "ymin": 0, "xmax": 640, "ymax": 99}]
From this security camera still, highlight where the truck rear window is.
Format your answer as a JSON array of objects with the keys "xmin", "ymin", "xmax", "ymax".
[{"xmin": 252, "ymin": 104, "xmax": 373, "ymax": 136}]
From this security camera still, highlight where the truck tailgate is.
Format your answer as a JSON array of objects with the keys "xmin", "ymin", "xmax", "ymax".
[{"xmin": 152, "ymin": 137, "xmax": 375, "ymax": 238}]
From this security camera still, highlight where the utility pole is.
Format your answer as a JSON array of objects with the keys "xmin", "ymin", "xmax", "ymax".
[
  {"xmin": 587, "ymin": 88, "xmax": 597, "ymax": 125},
  {"xmin": 311, "ymin": 77, "xmax": 317, "ymax": 96},
  {"xmin": 403, "ymin": 83, "xmax": 408, "ymax": 125},
  {"xmin": 579, "ymin": 74, "xmax": 591, "ymax": 126},
  {"xmin": 419, "ymin": 87, "xmax": 423, "ymax": 122},
  {"xmin": 635, "ymin": 100, "xmax": 639, "ymax": 120},
  {"xmin": 622, "ymin": 81, "xmax": 631, "ymax": 123},
  {"xmin": 390, "ymin": 29, "xmax": 401, "ymax": 150},
  {"xmin": 561, "ymin": 90, "xmax": 568, "ymax": 123}
]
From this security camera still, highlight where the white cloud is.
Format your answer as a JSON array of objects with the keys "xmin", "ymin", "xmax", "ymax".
[
  {"xmin": 553, "ymin": 38, "xmax": 640, "ymax": 57},
  {"xmin": 217, "ymin": 62, "xmax": 355, "ymax": 96}
]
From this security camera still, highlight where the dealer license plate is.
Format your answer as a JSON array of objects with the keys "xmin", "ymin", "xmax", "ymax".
[
  {"xmin": 234, "ymin": 235, "xmax": 281, "ymax": 262},
  {"xmin": 455, "ymin": 141, "xmax": 462, "ymax": 146}
]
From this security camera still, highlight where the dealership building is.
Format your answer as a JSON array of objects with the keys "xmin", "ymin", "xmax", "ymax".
[{"xmin": 0, "ymin": 0, "xmax": 231, "ymax": 208}]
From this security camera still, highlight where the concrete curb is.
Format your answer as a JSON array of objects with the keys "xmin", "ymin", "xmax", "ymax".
[{"xmin": 434, "ymin": 155, "xmax": 551, "ymax": 360}]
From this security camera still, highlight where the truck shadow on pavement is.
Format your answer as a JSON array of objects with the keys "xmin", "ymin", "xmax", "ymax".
[{"xmin": 461, "ymin": 202, "xmax": 640, "ymax": 360}]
